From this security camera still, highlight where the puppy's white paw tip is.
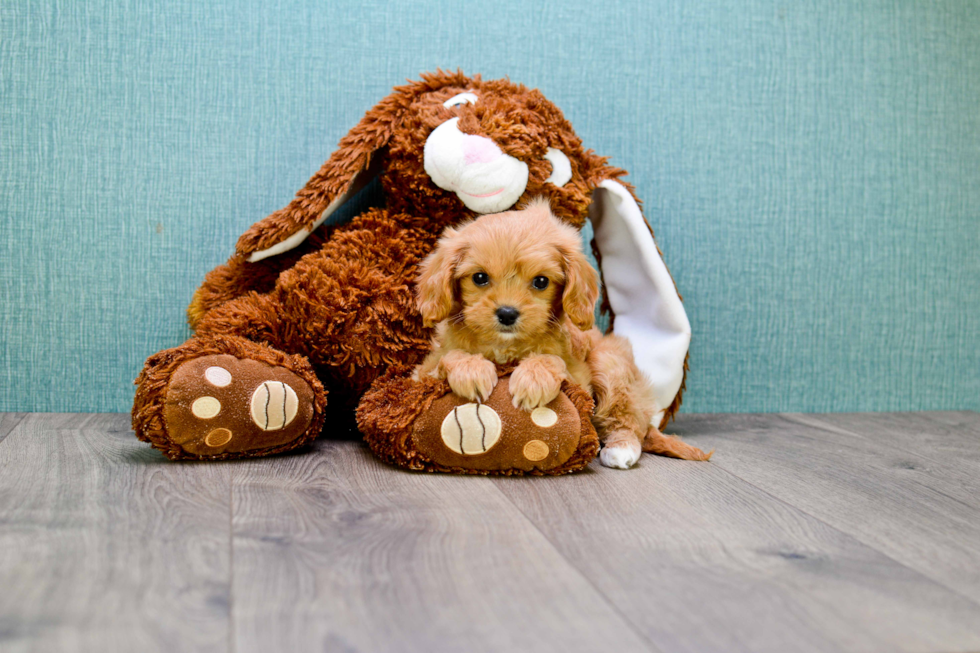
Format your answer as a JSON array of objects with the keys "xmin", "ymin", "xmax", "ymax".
[{"xmin": 600, "ymin": 445, "xmax": 641, "ymax": 469}]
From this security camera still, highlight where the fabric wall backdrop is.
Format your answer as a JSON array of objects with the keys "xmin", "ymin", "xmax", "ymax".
[{"xmin": 2, "ymin": 0, "xmax": 978, "ymax": 414}]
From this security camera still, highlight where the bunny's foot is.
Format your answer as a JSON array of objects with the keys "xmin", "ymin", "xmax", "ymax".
[
  {"xmin": 358, "ymin": 366, "xmax": 599, "ymax": 475},
  {"xmin": 133, "ymin": 337, "xmax": 326, "ymax": 460}
]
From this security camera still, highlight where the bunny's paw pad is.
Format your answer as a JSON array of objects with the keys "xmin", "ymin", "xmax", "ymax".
[
  {"xmin": 163, "ymin": 354, "xmax": 316, "ymax": 456},
  {"xmin": 412, "ymin": 376, "xmax": 596, "ymax": 474}
]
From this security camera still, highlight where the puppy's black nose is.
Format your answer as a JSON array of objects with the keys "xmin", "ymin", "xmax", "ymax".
[{"xmin": 495, "ymin": 306, "xmax": 520, "ymax": 326}]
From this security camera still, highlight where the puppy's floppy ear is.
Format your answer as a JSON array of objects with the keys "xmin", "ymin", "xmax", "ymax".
[
  {"xmin": 416, "ymin": 227, "xmax": 467, "ymax": 327},
  {"xmin": 560, "ymin": 244, "xmax": 600, "ymax": 331}
]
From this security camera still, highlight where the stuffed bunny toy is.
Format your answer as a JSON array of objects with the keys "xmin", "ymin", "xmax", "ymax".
[{"xmin": 133, "ymin": 70, "xmax": 691, "ymax": 470}]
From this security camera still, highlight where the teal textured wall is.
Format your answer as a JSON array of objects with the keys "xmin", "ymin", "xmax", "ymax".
[{"xmin": 2, "ymin": 1, "xmax": 979, "ymax": 414}]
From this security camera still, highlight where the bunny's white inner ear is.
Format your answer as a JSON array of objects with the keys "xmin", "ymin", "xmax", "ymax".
[
  {"xmin": 248, "ymin": 157, "xmax": 381, "ymax": 263},
  {"xmin": 588, "ymin": 180, "xmax": 691, "ymax": 426},
  {"xmin": 543, "ymin": 148, "xmax": 572, "ymax": 186}
]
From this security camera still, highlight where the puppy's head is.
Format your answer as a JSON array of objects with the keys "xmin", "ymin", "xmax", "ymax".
[{"xmin": 416, "ymin": 199, "xmax": 600, "ymax": 345}]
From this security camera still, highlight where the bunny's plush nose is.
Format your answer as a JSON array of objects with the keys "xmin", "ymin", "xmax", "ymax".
[
  {"xmin": 462, "ymin": 135, "xmax": 500, "ymax": 165},
  {"xmin": 423, "ymin": 117, "xmax": 528, "ymax": 214},
  {"xmin": 495, "ymin": 306, "xmax": 520, "ymax": 326}
]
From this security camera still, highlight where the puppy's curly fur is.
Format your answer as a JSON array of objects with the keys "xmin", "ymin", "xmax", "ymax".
[{"xmin": 415, "ymin": 200, "xmax": 710, "ymax": 469}]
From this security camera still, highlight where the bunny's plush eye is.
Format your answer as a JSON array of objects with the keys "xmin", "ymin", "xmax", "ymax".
[
  {"xmin": 472, "ymin": 272, "xmax": 490, "ymax": 286},
  {"xmin": 443, "ymin": 92, "xmax": 478, "ymax": 109},
  {"xmin": 543, "ymin": 148, "xmax": 573, "ymax": 187}
]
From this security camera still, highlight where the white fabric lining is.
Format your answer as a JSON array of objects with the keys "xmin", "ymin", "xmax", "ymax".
[
  {"xmin": 543, "ymin": 148, "xmax": 572, "ymax": 186},
  {"xmin": 588, "ymin": 180, "xmax": 691, "ymax": 425},
  {"xmin": 247, "ymin": 191, "xmax": 350, "ymax": 262},
  {"xmin": 247, "ymin": 156, "xmax": 380, "ymax": 263}
]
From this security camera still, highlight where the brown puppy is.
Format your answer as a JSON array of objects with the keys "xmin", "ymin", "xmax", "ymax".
[{"xmin": 415, "ymin": 200, "xmax": 710, "ymax": 469}]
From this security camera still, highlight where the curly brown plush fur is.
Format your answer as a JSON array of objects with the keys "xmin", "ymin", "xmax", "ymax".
[{"xmin": 132, "ymin": 70, "xmax": 687, "ymax": 461}]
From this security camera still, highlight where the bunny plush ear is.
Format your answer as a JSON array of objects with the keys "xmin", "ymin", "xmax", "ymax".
[
  {"xmin": 235, "ymin": 93, "xmax": 405, "ymax": 263},
  {"xmin": 588, "ymin": 180, "xmax": 691, "ymax": 427}
]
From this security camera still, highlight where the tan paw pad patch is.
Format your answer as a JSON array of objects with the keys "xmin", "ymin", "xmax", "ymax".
[
  {"xmin": 523, "ymin": 439, "xmax": 550, "ymax": 461},
  {"xmin": 205, "ymin": 428, "xmax": 233, "ymax": 447},
  {"xmin": 530, "ymin": 407, "xmax": 558, "ymax": 427},
  {"xmin": 191, "ymin": 396, "xmax": 221, "ymax": 419},
  {"xmin": 440, "ymin": 403, "xmax": 502, "ymax": 455},
  {"xmin": 250, "ymin": 381, "xmax": 299, "ymax": 431},
  {"xmin": 204, "ymin": 366, "xmax": 232, "ymax": 387}
]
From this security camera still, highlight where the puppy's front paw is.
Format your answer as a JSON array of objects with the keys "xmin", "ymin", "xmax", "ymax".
[
  {"xmin": 509, "ymin": 355, "xmax": 565, "ymax": 411},
  {"xmin": 445, "ymin": 356, "xmax": 498, "ymax": 402}
]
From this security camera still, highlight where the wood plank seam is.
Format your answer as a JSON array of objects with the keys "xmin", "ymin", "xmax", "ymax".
[
  {"xmin": 0, "ymin": 413, "xmax": 235, "ymax": 652},
  {"xmin": 780, "ymin": 413, "xmax": 980, "ymax": 526},
  {"xmin": 227, "ymin": 442, "xmax": 658, "ymax": 652},
  {"xmin": 0, "ymin": 412, "xmax": 29, "ymax": 445},
  {"xmin": 229, "ymin": 479, "xmax": 237, "ymax": 653},
  {"xmin": 486, "ymin": 480, "xmax": 668, "ymax": 653},
  {"xmin": 779, "ymin": 412, "xmax": 974, "ymax": 472},
  {"xmin": 703, "ymin": 430, "xmax": 980, "ymax": 614}
]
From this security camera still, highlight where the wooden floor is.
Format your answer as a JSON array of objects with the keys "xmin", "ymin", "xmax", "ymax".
[{"xmin": 1, "ymin": 411, "xmax": 979, "ymax": 652}]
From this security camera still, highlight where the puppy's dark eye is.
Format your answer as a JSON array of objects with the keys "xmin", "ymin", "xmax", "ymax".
[
  {"xmin": 473, "ymin": 272, "xmax": 490, "ymax": 286},
  {"xmin": 531, "ymin": 276, "xmax": 549, "ymax": 290}
]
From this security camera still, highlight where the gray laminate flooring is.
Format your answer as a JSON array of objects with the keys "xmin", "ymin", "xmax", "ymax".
[{"xmin": 1, "ymin": 411, "xmax": 979, "ymax": 653}]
